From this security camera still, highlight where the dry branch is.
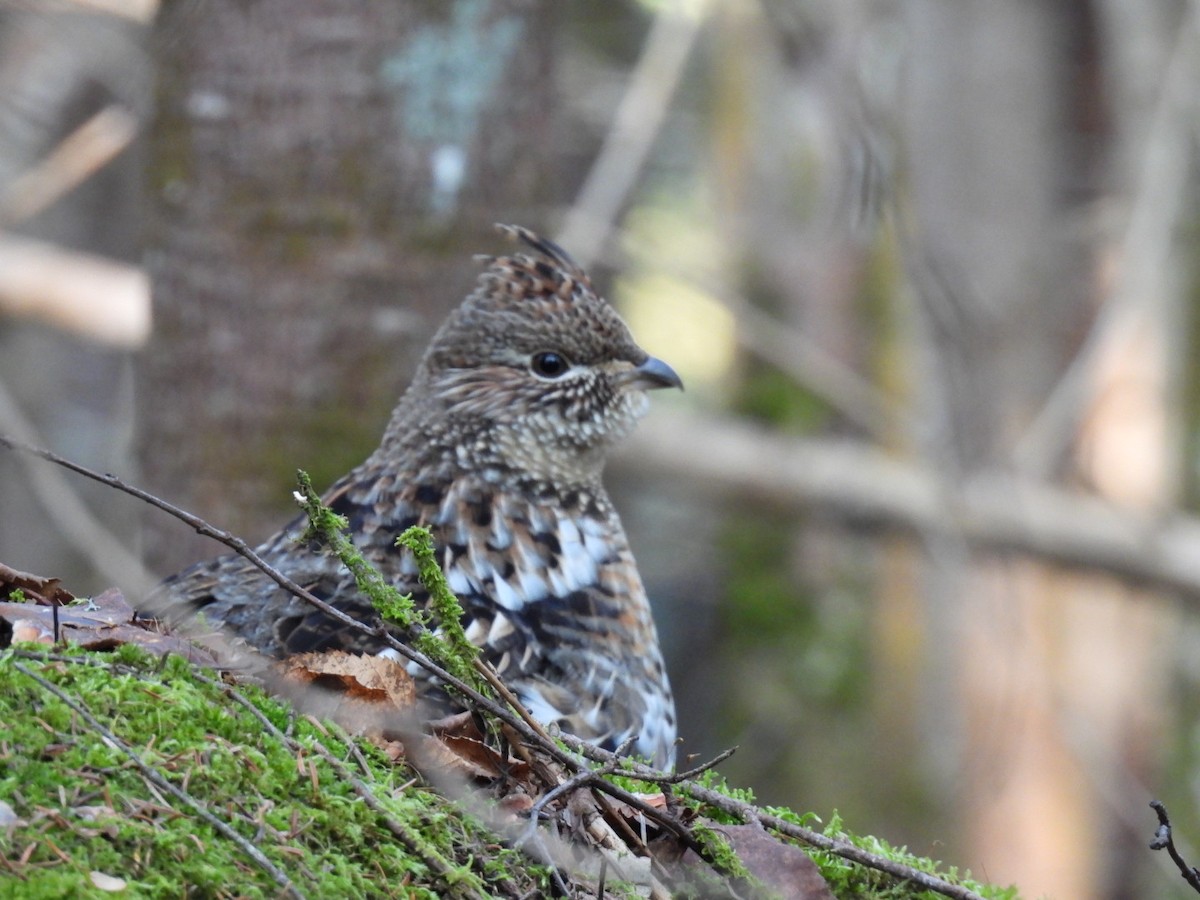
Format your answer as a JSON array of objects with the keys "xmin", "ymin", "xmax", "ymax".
[
  {"xmin": 1, "ymin": 105, "xmax": 139, "ymax": 224},
  {"xmin": 0, "ymin": 232, "xmax": 150, "ymax": 347},
  {"xmin": 1149, "ymin": 800, "xmax": 1200, "ymax": 893},
  {"xmin": 621, "ymin": 409, "xmax": 1200, "ymax": 601}
]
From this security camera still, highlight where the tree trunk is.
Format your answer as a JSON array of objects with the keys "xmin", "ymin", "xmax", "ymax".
[
  {"xmin": 901, "ymin": 0, "xmax": 1178, "ymax": 895},
  {"xmin": 138, "ymin": 1, "xmax": 560, "ymax": 574}
]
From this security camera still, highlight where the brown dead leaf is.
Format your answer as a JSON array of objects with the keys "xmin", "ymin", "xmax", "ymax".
[
  {"xmin": 276, "ymin": 652, "xmax": 420, "ymax": 739},
  {"xmin": 498, "ymin": 791, "xmax": 534, "ymax": 817},
  {"xmin": 9, "ymin": 616, "xmax": 53, "ymax": 645},
  {"xmin": 606, "ymin": 790, "xmax": 668, "ymax": 821},
  {"xmin": 0, "ymin": 586, "xmax": 218, "ymax": 664},
  {"xmin": 408, "ymin": 732, "xmax": 497, "ymax": 779},
  {"xmin": 423, "ymin": 712, "xmax": 532, "ymax": 782},
  {"xmin": 428, "ymin": 709, "xmax": 478, "ymax": 737},
  {"xmin": 658, "ymin": 822, "xmax": 834, "ymax": 900},
  {"xmin": 439, "ymin": 733, "xmax": 531, "ymax": 781},
  {"xmin": 283, "ymin": 651, "xmax": 418, "ymax": 709},
  {"xmin": 0, "ymin": 562, "xmax": 75, "ymax": 605},
  {"xmin": 377, "ymin": 738, "xmax": 407, "ymax": 763}
]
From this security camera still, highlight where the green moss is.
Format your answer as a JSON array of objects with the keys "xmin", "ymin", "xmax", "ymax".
[
  {"xmin": 806, "ymin": 813, "xmax": 1017, "ymax": 900},
  {"xmin": 0, "ymin": 639, "xmax": 1019, "ymax": 897},
  {"xmin": 672, "ymin": 778, "xmax": 1015, "ymax": 899},
  {"xmin": 0, "ymin": 646, "xmax": 548, "ymax": 899},
  {"xmin": 690, "ymin": 822, "xmax": 756, "ymax": 882},
  {"xmin": 686, "ymin": 769, "xmax": 759, "ymax": 823},
  {"xmin": 396, "ymin": 526, "xmax": 481, "ymax": 674},
  {"xmin": 602, "ymin": 760, "xmax": 663, "ymax": 797},
  {"xmin": 293, "ymin": 469, "xmax": 421, "ymax": 629}
]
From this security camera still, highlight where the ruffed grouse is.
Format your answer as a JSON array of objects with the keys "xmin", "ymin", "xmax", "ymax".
[{"xmin": 154, "ymin": 226, "xmax": 680, "ymax": 767}]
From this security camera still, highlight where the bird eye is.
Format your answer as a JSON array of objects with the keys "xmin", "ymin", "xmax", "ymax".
[{"xmin": 530, "ymin": 351, "xmax": 570, "ymax": 379}]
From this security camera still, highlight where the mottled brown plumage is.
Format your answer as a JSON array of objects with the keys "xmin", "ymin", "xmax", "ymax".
[{"xmin": 152, "ymin": 226, "xmax": 680, "ymax": 766}]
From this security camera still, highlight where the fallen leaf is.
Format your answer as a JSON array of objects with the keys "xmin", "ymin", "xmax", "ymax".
[
  {"xmin": 498, "ymin": 792, "xmax": 534, "ymax": 817},
  {"xmin": 377, "ymin": 738, "xmax": 407, "ymax": 763},
  {"xmin": 276, "ymin": 652, "xmax": 421, "ymax": 739},
  {"xmin": 8, "ymin": 616, "xmax": 53, "ymax": 645},
  {"xmin": 438, "ymin": 732, "xmax": 530, "ymax": 781},
  {"xmin": 0, "ymin": 563, "xmax": 74, "ymax": 605},
  {"xmin": 0, "ymin": 799, "xmax": 22, "ymax": 827},
  {"xmin": 89, "ymin": 871, "xmax": 128, "ymax": 891},
  {"xmin": 607, "ymin": 790, "xmax": 668, "ymax": 820},
  {"xmin": 0, "ymin": 586, "xmax": 217, "ymax": 663},
  {"xmin": 283, "ymin": 651, "xmax": 418, "ymax": 709},
  {"xmin": 659, "ymin": 822, "xmax": 834, "ymax": 900}
]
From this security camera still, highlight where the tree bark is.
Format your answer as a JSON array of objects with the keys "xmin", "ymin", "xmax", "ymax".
[
  {"xmin": 138, "ymin": 1, "xmax": 560, "ymax": 573},
  {"xmin": 899, "ymin": 1, "xmax": 1177, "ymax": 895}
]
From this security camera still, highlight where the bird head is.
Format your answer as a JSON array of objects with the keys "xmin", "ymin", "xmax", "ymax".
[{"xmin": 412, "ymin": 225, "xmax": 681, "ymax": 484}]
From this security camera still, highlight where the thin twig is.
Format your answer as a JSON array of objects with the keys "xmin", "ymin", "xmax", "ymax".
[
  {"xmin": 1149, "ymin": 800, "xmax": 1200, "ymax": 894},
  {"xmin": 10, "ymin": 659, "xmax": 307, "ymax": 900},
  {"xmin": 654, "ymin": 745, "xmax": 738, "ymax": 784},
  {"xmin": 518, "ymin": 738, "xmax": 635, "ymax": 848},
  {"xmin": 472, "ymin": 657, "xmax": 556, "ymax": 745},
  {"xmin": 0, "ymin": 391, "xmax": 155, "ymax": 595}
]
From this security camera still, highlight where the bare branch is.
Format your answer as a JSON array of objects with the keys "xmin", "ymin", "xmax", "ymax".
[
  {"xmin": 1, "ymin": 105, "xmax": 139, "ymax": 225},
  {"xmin": 620, "ymin": 409, "xmax": 1200, "ymax": 600},
  {"xmin": 0, "ymin": 232, "xmax": 150, "ymax": 347}
]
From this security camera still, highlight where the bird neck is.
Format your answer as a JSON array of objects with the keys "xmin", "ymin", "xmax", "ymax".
[{"xmin": 372, "ymin": 420, "xmax": 605, "ymax": 502}]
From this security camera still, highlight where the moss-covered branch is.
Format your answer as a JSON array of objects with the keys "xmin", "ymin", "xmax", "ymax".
[{"xmin": 293, "ymin": 470, "xmax": 486, "ymax": 695}]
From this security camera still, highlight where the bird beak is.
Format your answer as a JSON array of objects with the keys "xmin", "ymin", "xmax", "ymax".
[{"xmin": 624, "ymin": 355, "xmax": 683, "ymax": 392}]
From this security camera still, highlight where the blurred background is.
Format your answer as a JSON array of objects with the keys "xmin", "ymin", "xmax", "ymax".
[{"xmin": 2, "ymin": 0, "xmax": 1199, "ymax": 896}]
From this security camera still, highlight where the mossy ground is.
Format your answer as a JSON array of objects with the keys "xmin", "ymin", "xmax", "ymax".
[
  {"xmin": 679, "ymin": 772, "xmax": 1019, "ymax": 900},
  {"xmin": 0, "ymin": 642, "xmax": 1018, "ymax": 900},
  {"xmin": 0, "ymin": 644, "xmax": 547, "ymax": 900}
]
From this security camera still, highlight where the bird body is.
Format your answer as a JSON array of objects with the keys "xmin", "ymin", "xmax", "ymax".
[{"xmin": 154, "ymin": 226, "xmax": 679, "ymax": 767}]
